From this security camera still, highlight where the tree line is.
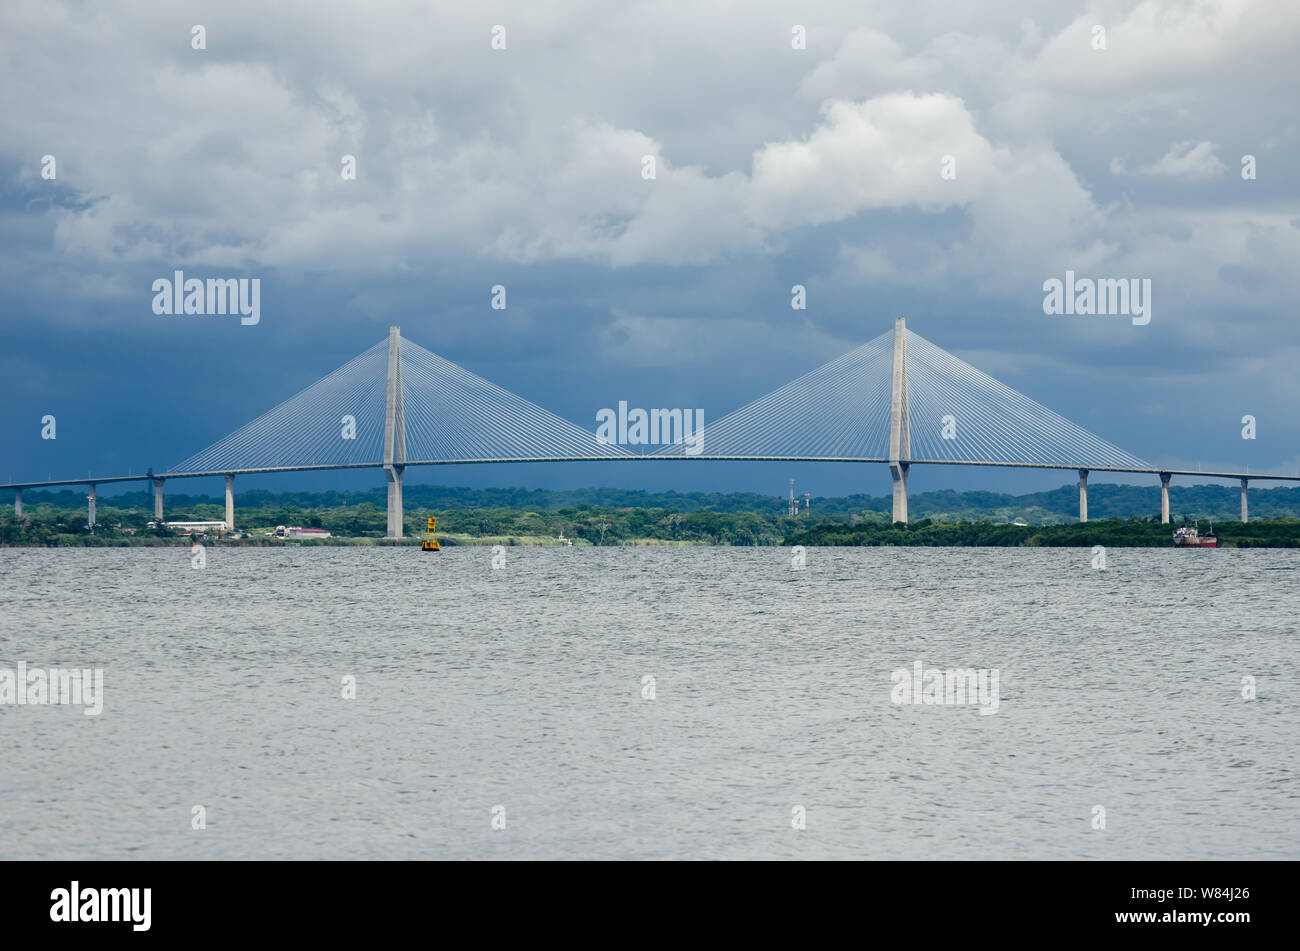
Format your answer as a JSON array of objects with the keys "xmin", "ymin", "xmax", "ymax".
[{"xmin": 784, "ymin": 517, "xmax": 1300, "ymax": 548}]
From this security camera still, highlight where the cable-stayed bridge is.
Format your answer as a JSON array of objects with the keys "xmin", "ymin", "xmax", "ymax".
[{"xmin": 6, "ymin": 319, "xmax": 1292, "ymax": 534}]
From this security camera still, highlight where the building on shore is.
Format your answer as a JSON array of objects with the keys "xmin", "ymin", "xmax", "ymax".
[
  {"xmin": 273, "ymin": 525, "xmax": 332, "ymax": 539},
  {"xmin": 153, "ymin": 520, "xmax": 228, "ymax": 536}
]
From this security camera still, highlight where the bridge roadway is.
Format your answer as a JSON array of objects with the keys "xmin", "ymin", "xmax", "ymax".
[{"xmin": 4, "ymin": 456, "xmax": 1292, "ymax": 532}]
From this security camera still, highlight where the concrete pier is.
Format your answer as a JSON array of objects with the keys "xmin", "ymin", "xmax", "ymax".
[
  {"xmin": 225, "ymin": 474, "xmax": 235, "ymax": 531},
  {"xmin": 13, "ymin": 487, "xmax": 21, "ymax": 518},
  {"xmin": 152, "ymin": 477, "xmax": 164, "ymax": 520},
  {"xmin": 888, "ymin": 316, "xmax": 910, "ymax": 524},
  {"xmin": 890, "ymin": 463, "xmax": 909, "ymax": 524},
  {"xmin": 1241, "ymin": 478, "xmax": 1248, "ymax": 522},
  {"xmin": 1078, "ymin": 469, "xmax": 1088, "ymax": 523},
  {"xmin": 383, "ymin": 326, "xmax": 406, "ymax": 538},
  {"xmin": 1160, "ymin": 472, "xmax": 1171, "ymax": 524},
  {"xmin": 386, "ymin": 466, "xmax": 405, "ymax": 538},
  {"xmin": 87, "ymin": 484, "xmax": 96, "ymax": 529}
]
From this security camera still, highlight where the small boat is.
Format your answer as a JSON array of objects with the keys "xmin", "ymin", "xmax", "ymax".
[
  {"xmin": 1173, "ymin": 521, "xmax": 1217, "ymax": 548},
  {"xmin": 556, "ymin": 532, "xmax": 573, "ymax": 547}
]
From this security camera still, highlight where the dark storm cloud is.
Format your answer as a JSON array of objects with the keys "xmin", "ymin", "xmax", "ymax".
[{"xmin": 2, "ymin": 0, "xmax": 1297, "ymax": 495}]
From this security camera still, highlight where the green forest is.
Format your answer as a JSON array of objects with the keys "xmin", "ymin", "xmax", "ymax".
[
  {"xmin": 5, "ymin": 482, "xmax": 1300, "ymax": 547},
  {"xmin": 784, "ymin": 517, "xmax": 1300, "ymax": 548}
]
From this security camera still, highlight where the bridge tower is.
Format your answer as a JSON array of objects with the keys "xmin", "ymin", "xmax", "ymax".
[
  {"xmin": 384, "ymin": 326, "xmax": 406, "ymax": 538},
  {"xmin": 889, "ymin": 317, "xmax": 911, "ymax": 524}
]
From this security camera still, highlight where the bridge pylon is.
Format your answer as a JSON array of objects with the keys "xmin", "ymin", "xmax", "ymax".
[
  {"xmin": 384, "ymin": 326, "xmax": 406, "ymax": 539},
  {"xmin": 889, "ymin": 317, "xmax": 911, "ymax": 523}
]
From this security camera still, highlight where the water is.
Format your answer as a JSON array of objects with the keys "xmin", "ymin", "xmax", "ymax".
[{"xmin": 1, "ymin": 546, "xmax": 1296, "ymax": 860}]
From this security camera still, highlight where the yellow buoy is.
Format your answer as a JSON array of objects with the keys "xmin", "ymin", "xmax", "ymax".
[{"xmin": 421, "ymin": 516, "xmax": 440, "ymax": 551}]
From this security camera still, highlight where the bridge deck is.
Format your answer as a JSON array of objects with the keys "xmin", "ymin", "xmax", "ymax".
[{"xmin": 3, "ymin": 456, "xmax": 1296, "ymax": 491}]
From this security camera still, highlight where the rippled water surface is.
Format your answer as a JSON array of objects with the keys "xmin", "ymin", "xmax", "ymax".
[{"xmin": 1, "ymin": 546, "xmax": 1296, "ymax": 859}]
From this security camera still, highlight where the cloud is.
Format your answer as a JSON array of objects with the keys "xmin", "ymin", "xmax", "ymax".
[
  {"xmin": 2, "ymin": 0, "xmax": 1292, "ymax": 283},
  {"xmin": 1140, "ymin": 141, "xmax": 1227, "ymax": 180},
  {"xmin": 748, "ymin": 94, "xmax": 994, "ymax": 228},
  {"xmin": 2, "ymin": 0, "xmax": 1300, "ymax": 483},
  {"xmin": 797, "ymin": 29, "xmax": 940, "ymax": 101}
]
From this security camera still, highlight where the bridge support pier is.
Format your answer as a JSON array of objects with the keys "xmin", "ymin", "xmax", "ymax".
[
  {"xmin": 225, "ymin": 474, "xmax": 235, "ymax": 531},
  {"xmin": 1160, "ymin": 472, "xmax": 1171, "ymax": 524},
  {"xmin": 1241, "ymin": 478, "xmax": 1248, "ymax": 522},
  {"xmin": 386, "ymin": 465, "xmax": 405, "ymax": 538},
  {"xmin": 152, "ymin": 477, "xmax": 164, "ymax": 521},
  {"xmin": 87, "ymin": 484, "xmax": 96, "ymax": 529},
  {"xmin": 1078, "ymin": 469, "xmax": 1088, "ymax": 523},
  {"xmin": 13, "ymin": 487, "xmax": 21, "ymax": 518},
  {"xmin": 890, "ymin": 463, "xmax": 909, "ymax": 524}
]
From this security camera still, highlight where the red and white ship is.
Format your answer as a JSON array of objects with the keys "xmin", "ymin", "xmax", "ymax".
[{"xmin": 1173, "ymin": 522, "xmax": 1217, "ymax": 548}]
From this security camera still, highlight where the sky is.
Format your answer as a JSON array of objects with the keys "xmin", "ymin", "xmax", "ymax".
[{"xmin": 2, "ymin": 0, "xmax": 1298, "ymax": 502}]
